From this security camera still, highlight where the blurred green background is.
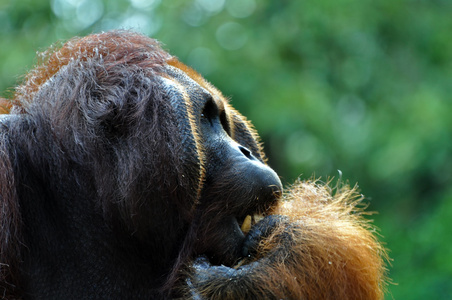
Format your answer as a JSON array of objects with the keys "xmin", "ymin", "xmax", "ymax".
[{"xmin": 1, "ymin": 0, "xmax": 451, "ymax": 298}]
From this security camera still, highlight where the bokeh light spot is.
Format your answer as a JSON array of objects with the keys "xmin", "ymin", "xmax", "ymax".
[{"xmin": 215, "ymin": 22, "xmax": 248, "ymax": 50}]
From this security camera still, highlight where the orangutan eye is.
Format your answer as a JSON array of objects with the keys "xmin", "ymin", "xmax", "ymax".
[{"xmin": 201, "ymin": 98, "xmax": 218, "ymax": 124}]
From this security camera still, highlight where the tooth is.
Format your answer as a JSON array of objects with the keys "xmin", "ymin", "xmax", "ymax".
[
  {"xmin": 241, "ymin": 215, "xmax": 252, "ymax": 234},
  {"xmin": 253, "ymin": 214, "xmax": 264, "ymax": 224}
]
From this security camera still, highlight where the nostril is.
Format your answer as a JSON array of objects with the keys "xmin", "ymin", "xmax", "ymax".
[{"xmin": 239, "ymin": 146, "xmax": 253, "ymax": 160}]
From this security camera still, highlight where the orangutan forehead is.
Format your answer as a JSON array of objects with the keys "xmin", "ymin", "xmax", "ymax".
[{"xmin": 167, "ymin": 59, "xmax": 227, "ymax": 102}]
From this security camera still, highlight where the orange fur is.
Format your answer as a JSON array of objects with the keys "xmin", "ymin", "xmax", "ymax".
[
  {"xmin": 249, "ymin": 179, "xmax": 389, "ymax": 299},
  {"xmin": 0, "ymin": 98, "xmax": 11, "ymax": 114},
  {"xmin": 13, "ymin": 31, "xmax": 171, "ymax": 106}
]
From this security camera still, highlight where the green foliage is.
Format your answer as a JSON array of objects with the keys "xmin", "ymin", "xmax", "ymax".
[{"xmin": 1, "ymin": 0, "xmax": 451, "ymax": 298}]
